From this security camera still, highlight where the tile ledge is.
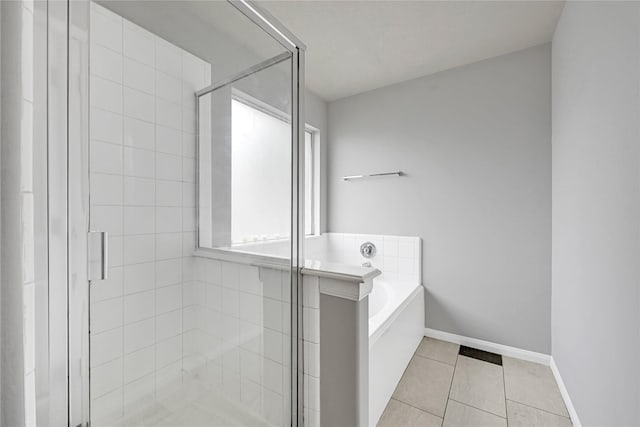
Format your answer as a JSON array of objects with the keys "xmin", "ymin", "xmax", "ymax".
[{"xmin": 302, "ymin": 260, "xmax": 381, "ymax": 301}]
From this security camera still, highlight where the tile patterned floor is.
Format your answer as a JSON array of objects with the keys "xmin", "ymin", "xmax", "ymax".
[{"xmin": 378, "ymin": 337, "xmax": 572, "ymax": 427}]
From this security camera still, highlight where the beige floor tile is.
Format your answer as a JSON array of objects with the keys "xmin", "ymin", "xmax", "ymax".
[
  {"xmin": 443, "ymin": 400, "xmax": 507, "ymax": 427},
  {"xmin": 378, "ymin": 399, "xmax": 443, "ymax": 427},
  {"xmin": 449, "ymin": 356, "xmax": 506, "ymax": 417},
  {"xmin": 503, "ymin": 357, "xmax": 569, "ymax": 417},
  {"xmin": 392, "ymin": 355, "xmax": 455, "ymax": 417},
  {"xmin": 507, "ymin": 400, "xmax": 572, "ymax": 427},
  {"xmin": 416, "ymin": 337, "xmax": 460, "ymax": 365}
]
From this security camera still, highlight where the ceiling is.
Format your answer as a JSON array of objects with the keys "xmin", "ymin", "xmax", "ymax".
[{"xmin": 259, "ymin": 1, "xmax": 564, "ymax": 101}]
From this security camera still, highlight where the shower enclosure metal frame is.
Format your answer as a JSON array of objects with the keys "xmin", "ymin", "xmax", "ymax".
[{"xmin": 40, "ymin": 0, "xmax": 307, "ymax": 425}]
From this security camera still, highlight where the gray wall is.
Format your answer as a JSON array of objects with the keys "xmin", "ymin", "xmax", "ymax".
[
  {"xmin": 327, "ymin": 44, "xmax": 552, "ymax": 353},
  {"xmin": 551, "ymin": 2, "xmax": 640, "ymax": 425}
]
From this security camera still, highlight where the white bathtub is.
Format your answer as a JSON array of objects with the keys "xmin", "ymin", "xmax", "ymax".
[{"xmin": 368, "ymin": 279, "xmax": 425, "ymax": 426}]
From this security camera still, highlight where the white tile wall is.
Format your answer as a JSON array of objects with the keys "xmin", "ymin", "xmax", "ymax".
[
  {"xmin": 88, "ymin": 3, "xmax": 210, "ymax": 425},
  {"xmin": 324, "ymin": 232, "xmax": 422, "ymax": 281},
  {"xmin": 192, "ymin": 258, "xmax": 293, "ymax": 426}
]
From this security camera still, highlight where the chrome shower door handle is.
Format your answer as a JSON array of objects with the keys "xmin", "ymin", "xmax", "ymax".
[{"xmin": 88, "ymin": 231, "xmax": 108, "ymax": 281}]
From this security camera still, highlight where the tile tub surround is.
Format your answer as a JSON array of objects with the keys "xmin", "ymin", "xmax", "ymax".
[
  {"xmin": 379, "ymin": 337, "xmax": 571, "ymax": 427},
  {"xmin": 88, "ymin": 3, "xmax": 210, "ymax": 425}
]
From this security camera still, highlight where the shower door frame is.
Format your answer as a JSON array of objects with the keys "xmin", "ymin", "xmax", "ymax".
[{"xmin": 51, "ymin": 1, "xmax": 308, "ymax": 426}]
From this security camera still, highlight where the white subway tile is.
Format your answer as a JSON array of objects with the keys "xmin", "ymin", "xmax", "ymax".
[
  {"xmin": 383, "ymin": 236, "xmax": 399, "ymax": 257},
  {"xmin": 123, "ymin": 290, "xmax": 154, "ymax": 324},
  {"xmin": 91, "ymin": 266, "xmax": 123, "ymax": 303},
  {"xmin": 303, "ymin": 307, "xmax": 319, "ymax": 344},
  {"xmin": 123, "ymin": 22, "xmax": 154, "ymax": 66},
  {"xmin": 124, "ymin": 147, "xmax": 154, "ymax": 178},
  {"xmin": 124, "ymin": 206, "xmax": 155, "ymax": 235},
  {"xmin": 241, "ymin": 379, "xmax": 263, "ymax": 414},
  {"xmin": 123, "ymin": 262, "xmax": 155, "ymax": 295},
  {"xmin": 264, "ymin": 358, "xmax": 283, "ymax": 394},
  {"xmin": 156, "ymin": 153, "xmax": 182, "ymax": 181},
  {"xmin": 221, "ymin": 262, "xmax": 239, "ymax": 289},
  {"xmin": 91, "ymin": 387, "xmax": 123, "ymax": 425},
  {"xmin": 156, "ymin": 180, "xmax": 181, "ymax": 207},
  {"xmin": 182, "ymin": 52, "xmax": 206, "ymax": 89},
  {"xmin": 91, "ymin": 327, "xmax": 122, "ymax": 368},
  {"xmin": 90, "ymin": 6, "xmax": 122, "ymax": 53},
  {"xmin": 91, "ymin": 297, "xmax": 123, "ymax": 333},
  {"xmin": 182, "ymin": 107, "xmax": 195, "ymax": 133},
  {"xmin": 304, "ymin": 341, "xmax": 320, "ymax": 377},
  {"xmin": 182, "ymin": 157, "xmax": 195, "ymax": 183},
  {"xmin": 123, "ymin": 346, "xmax": 155, "ymax": 383},
  {"xmin": 123, "ymin": 318, "xmax": 154, "ymax": 354},
  {"xmin": 123, "ymin": 177, "xmax": 155, "ymax": 206},
  {"xmin": 155, "ymin": 258, "xmax": 182, "ymax": 287},
  {"xmin": 155, "ymin": 361, "xmax": 182, "ymax": 391},
  {"xmin": 240, "ymin": 350, "xmax": 262, "ymax": 384},
  {"xmin": 91, "ymin": 43, "xmax": 122, "ymax": 84},
  {"xmin": 123, "ymin": 58, "xmax": 154, "ymax": 95},
  {"xmin": 156, "ymin": 335, "xmax": 181, "ymax": 368},
  {"xmin": 182, "ymin": 132, "xmax": 196, "ymax": 158},
  {"xmin": 264, "ymin": 299, "xmax": 283, "ymax": 332},
  {"xmin": 398, "ymin": 237, "xmax": 415, "ymax": 258},
  {"xmin": 155, "ymin": 39, "xmax": 181, "ymax": 78},
  {"xmin": 108, "ymin": 236, "xmax": 124, "ymax": 267},
  {"xmin": 156, "ymin": 71, "xmax": 181, "ymax": 104},
  {"xmin": 264, "ymin": 328, "xmax": 283, "ymax": 364},
  {"xmin": 182, "ymin": 208, "xmax": 195, "ymax": 232},
  {"xmin": 91, "ymin": 357, "xmax": 123, "ymax": 397},
  {"xmin": 222, "ymin": 289, "xmax": 239, "ymax": 317},
  {"xmin": 156, "ymin": 98, "xmax": 181, "ymax": 130},
  {"xmin": 91, "ymin": 173, "xmax": 123, "ymax": 206},
  {"xmin": 239, "ymin": 292, "xmax": 262, "ymax": 325},
  {"xmin": 182, "ymin": 183, "xmax": 195, "ymax": 208},
  {"xmin": 307, "ymin": 375, "xmax": 320, "ymax": 410},
  {"xmin": 205, "ymin": 284, "xmax": 222, "ymax": 311},
  {"xmin": 303, "ymin": 276, "xmax": 319, "ymax": 309},
  {"xmin": 263, "ymin": 388, "xmax": 284, "ymax": 426},
  {"xmin": 91, "ymin": 206, "xmax": 123, "ymax": 236},
  {"xmin": 91, "ymin": 76, "xmax": 122, "ymax": 114},
  {"xmin": 123, "ymin": 87, "xmax": 154, "ymax": 122},
  {"xmin": 155, "ymin": 234, "xmax": 182, "ymax": 260},
  {"xmin": 123, "ymin": 374, "xmax": 155, "ymax": 414},
  {"xmin": 123, "ymin": 235, "xmax": 155, "ymax": 265},
  {"xmin": 91, "ymin": 141, "xmax": 123, "ymax": 175},
  {"xmin": 261, "ymin": 268, "xmax": 282, "ymax": 301},
  {"xmin": 238, "ymin": 266, "xmax": 262, "ymax": 295},
  {"xmin": 91, "ymin": 108, "xmax": 123, "ymax": 144},
  {"xmin": 156, "ymin": 125, "xmax": 182, "ymax": 156},
  {"xmin": 155, "ymin": 310, "xmax": 182, "ymax": 341},
  {"xmin": 157, "ymin": 284, "xmax": 182, "ymax": 314},
  {"xmin": 156, "ymin": 207, "xmax": 182, "ymax": 233},
  {"xmin": 123, "ymin": 117, "xmax": 154, "ymax": 150}
]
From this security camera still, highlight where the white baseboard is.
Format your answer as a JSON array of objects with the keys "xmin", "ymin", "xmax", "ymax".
[
  {"xmin": 424, "ymin": 328, "xmax": 551, "ymax": 365},
  {"xmin": 550, "ymin": 357, "xmax": 582, "ymax": 427}
]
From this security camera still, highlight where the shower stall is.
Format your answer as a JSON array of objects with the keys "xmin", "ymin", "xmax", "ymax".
[{"xmin": 36, "ymin": 1, "xmax": 306, "ymax": 426}]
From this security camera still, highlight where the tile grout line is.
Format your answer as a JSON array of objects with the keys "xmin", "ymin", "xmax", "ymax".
[
  {"xmin": 448, "ymin": 398, "xmax": 507, "ymax": 420},
  {"xmin": 505, "ymin": 399, "xmax": 573, "ymax": 421},
  {"xmin": 413, "ymin": 351, "xmax": 457, "ymax": 367},
  {"xmin": 502, "ymin": 356, "xmax": 508, "ymax": 426},
  {"xmin": 441, "ymin": 353, "xmax": 459, "ymax": 426},
  {"xmin": 388, "ymin": 398, "xmax": 443, "ymax": 421}
]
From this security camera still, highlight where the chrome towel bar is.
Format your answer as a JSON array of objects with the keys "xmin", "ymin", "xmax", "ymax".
[{"xmin": 342, "ymin": 171, "xmax": 403, "ymax": 181}]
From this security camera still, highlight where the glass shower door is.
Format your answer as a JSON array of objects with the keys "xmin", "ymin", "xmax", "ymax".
[{"xmin": 80, "ymin": 1, "xmax": 305, "ymax": 426}]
